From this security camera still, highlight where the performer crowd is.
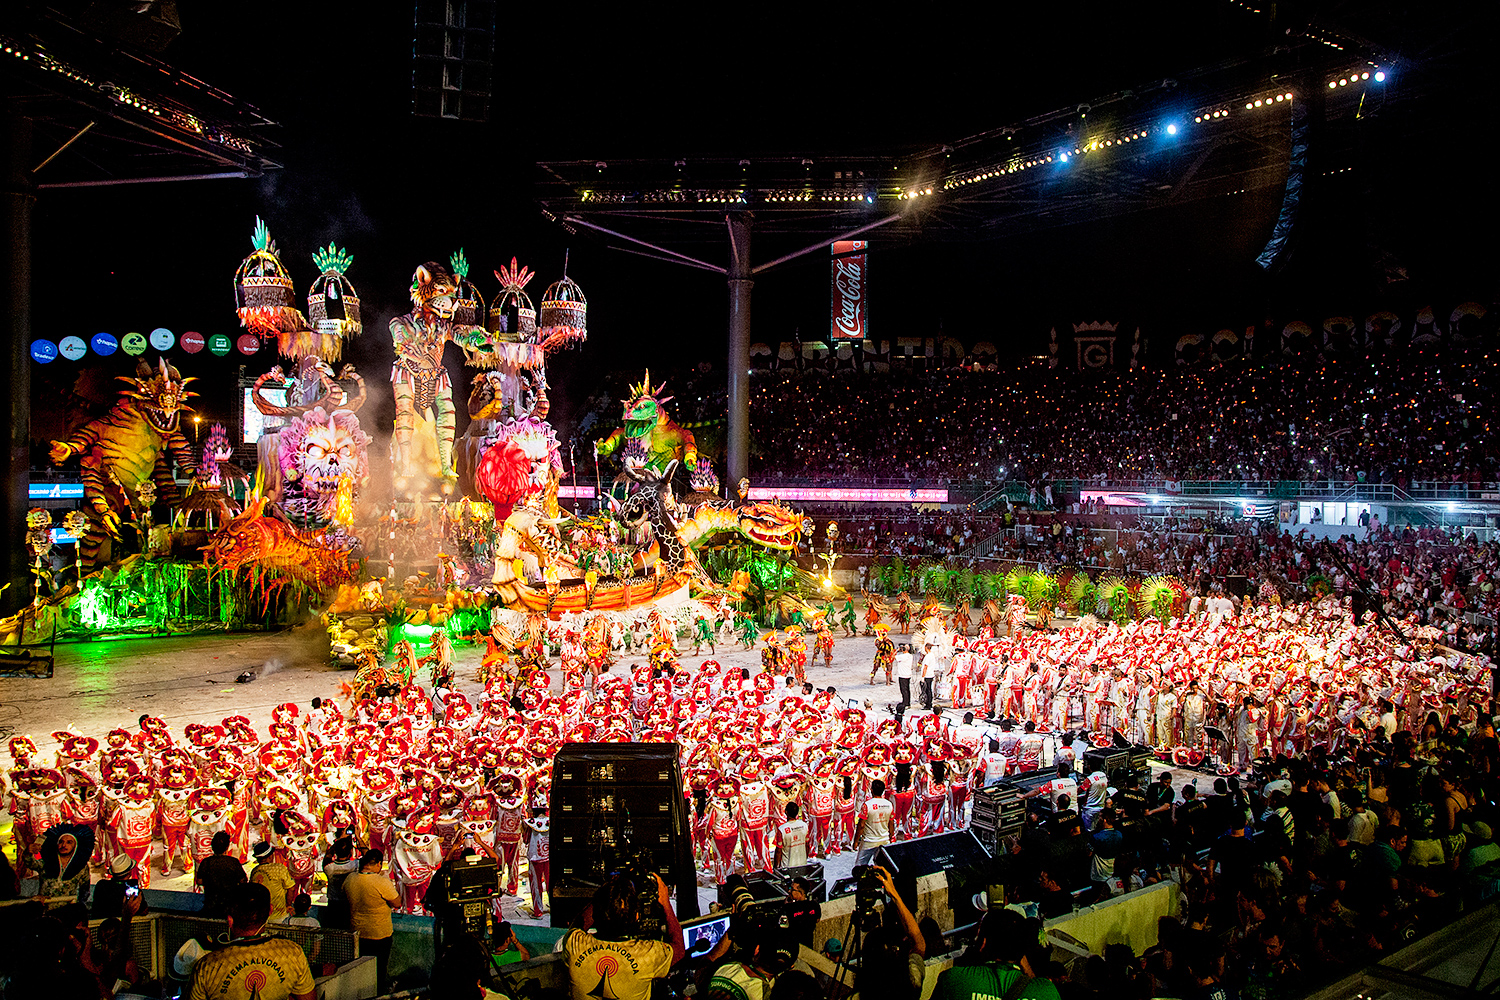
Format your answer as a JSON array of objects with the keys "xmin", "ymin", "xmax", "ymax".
[{"xmin": 0, "ymin": 587, "xmax": 1495, "ymax": 1000}]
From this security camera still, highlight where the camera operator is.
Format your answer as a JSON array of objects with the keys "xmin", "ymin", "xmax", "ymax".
[
  {"xmin": 563, "ymin": 871, "xmax": 683, "ymax": 1000},
  {"xmin": 703, "ymin": 875, "xmax": 822, "ymax": 1000},
  {"xmin": 852, "ymin": 865, "xmax": 929, "ymax": 1000}
]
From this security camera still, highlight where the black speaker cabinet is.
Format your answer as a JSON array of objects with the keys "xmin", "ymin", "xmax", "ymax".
[{"xmin": 550, "ymin": 743, "xmax": 699, "ymax": 926}]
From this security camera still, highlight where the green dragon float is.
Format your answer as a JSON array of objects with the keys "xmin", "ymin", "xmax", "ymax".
[{"xmin": 594, "ymin": 371, "xmax": 720, "ymax": 495}]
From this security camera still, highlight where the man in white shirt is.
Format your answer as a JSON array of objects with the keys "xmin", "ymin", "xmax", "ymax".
[
  {"xmin": 951, "ymin": 711, "xmax": 983, "ymax": 750},
  {"xmin": 854, "ymin": 780, "xmax": 894, "ymax": 868},
  {"xmin": 1378, "ymin": 698, "xmax": 1398, "ymax": 738},
  {"xmin": 894, "ymin": 645, "xmax": 915, "ymax": 709},
  {"xmin": 920, "ymin": 644, "xmax": 941, "ymax": 709},
  {"xmin": 980, "ymin": 739, "xmax": 1009, "ymax": 787},
  {"xmin": 775, "ymin": 802, "xmax": 809, "ymax": 870}
]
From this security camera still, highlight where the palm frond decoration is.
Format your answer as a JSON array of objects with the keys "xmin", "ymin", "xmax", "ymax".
[
  {"xmin": 890, "ymin": 557, "xmax": 909, "ymax": 594},
  {"xmin": 917, "ymin": 562, "xmax": 946, "ymax": 598},
  {"xmin": 1003, "ymin": 565, "xmax": 1034, "ymax": 602},
  {"xmin": 971, "ymin": 571, "xmax": 995, "ymax": 603},
  {"xmin": 449, "ymin": 248, "xmax": 471, "ymax": 280},
  {"xmin": 251, "ymin": 216, "xmax": 273, "ymax": 251},
  {"xmin": 1306, "ymin": 572, "xmax": 1334, "ymax": 598},
  {"xmin": 1024, "ymin": 571, "xmax": 1060, "ymax": 618},
  {"xmin": 1097, "ymin": 574, "xmax": 1133, "ymax": 625},
  {"xmin": 954, "ymin": 568, "xmax": 976, "ymax": 603},
  {"xmin": 312, "ymin": 243, "xmax": 354, "ymax": 275},
  {"xmin": 1137, "ymin": 576, "xmax": 1177, "ymax": 625},
  {"xmin": 1065, "ymin": 571, "xmax": 1098, "ymax": 615}
]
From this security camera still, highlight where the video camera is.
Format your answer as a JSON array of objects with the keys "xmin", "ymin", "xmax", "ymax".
[
  {"xmin": 728, "ymin": 897, "xmax": 815, "ymax": 975},
  {"xmin": 849, "ymin": 865, "xmax": 886, "ymax": 932},
  {"xmin": 603, "ymin": 847, "xmax": 667, "ymax": 941}
]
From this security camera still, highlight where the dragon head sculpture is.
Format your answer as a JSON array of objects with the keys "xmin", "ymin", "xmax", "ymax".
[
  {"xmin": 621, "ymin": 370, "xmax": 669, "ymax": 443},
  {"xmin": 118, "ymin": 358, "xmax": 196, "ymax": 437},
  {"xmin": 736, "ymin": 501, "xmax": 804, "ymax": 549}
]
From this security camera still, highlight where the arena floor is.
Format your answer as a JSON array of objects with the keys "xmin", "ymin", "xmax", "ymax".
[{"xmin": 0, "ymin": 623, "xmax": 962, "ymax": 924}]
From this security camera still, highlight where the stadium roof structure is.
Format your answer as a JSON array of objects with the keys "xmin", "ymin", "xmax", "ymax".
[
  {"xmin": 536, "ymin": 8, "xmax": 1442, "ymax": 485},
  {"xmin": 534, "ymin": 19, "xmax": 1427, "ymax": 257},
  {"xmin": 0, "ymin": 5, "xmax": 282, "ymax": 188},
  {"xmin": 0, "ymin": 3, "xmax": 282, "ymax": 613}
]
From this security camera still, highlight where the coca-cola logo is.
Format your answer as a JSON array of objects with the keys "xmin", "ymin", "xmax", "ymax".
[{"xmin": 833, "ymin": 256, "xmax": 865, "ymax": 338}]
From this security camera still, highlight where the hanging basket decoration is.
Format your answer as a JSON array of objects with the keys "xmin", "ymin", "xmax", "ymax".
[
  {"xmin": 234, "ymin": 217, "xmax": 305, "ymax": 335},
  {"xmin": 537, "ymin": 271, "xmax": 587, "ymax": 351},
  {"xmin": 307, "ymin": 243, "xmax": 362, "ymax": 341},
  {"xmin": 488, "ymin": 258, "xmax": 538, "ymax": 343}
]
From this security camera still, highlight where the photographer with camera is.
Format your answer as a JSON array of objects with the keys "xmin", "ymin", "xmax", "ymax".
[
  {"xmin": 563, "ymin": 870, "xmax": 683, "ymax": 1000},
  {"xmin": 703, "ymin": 875, "xmax": 822, "ymax": 1000},
  {"xmin": 850, "ymin": 864, "xmax": 929, "ymax": 1000}
]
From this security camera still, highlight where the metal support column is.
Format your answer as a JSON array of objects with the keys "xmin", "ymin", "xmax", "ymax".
[
  {"xmin": 2, "ymin": 107, "xmax": 34, "ymax": 616},
  {"xmin": 726, "ymin": 212, "xmax": 753, "ymax": 490}
]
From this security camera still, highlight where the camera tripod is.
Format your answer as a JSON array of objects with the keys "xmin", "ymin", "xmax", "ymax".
[{"xmin": 824, "ymin": 906, "xmax": 877, "ymax": 999}]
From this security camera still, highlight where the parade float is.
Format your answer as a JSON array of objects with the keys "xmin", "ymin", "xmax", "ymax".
[{"xmin": 7, "ymin": 220, "xmax": 820, "ymax": 668}]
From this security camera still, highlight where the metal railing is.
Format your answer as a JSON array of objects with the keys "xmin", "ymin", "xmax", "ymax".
[{"xmin": 85, "ymin": 912, "xmax": 361, "ymax": 982}]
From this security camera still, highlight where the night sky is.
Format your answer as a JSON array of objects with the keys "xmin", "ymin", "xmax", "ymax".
[{"xmin": 24, "ymin": 1, "xmax": 1498, "ymax": 446}]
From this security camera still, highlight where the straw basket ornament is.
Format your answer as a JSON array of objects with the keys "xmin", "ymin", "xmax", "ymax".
[
  {"xmin": 307, "ymin": 242, "xmax": 362, "ymax": 344},
  {"xmin": 537, "ymin": 266, "xmax": 587, "ymax": 351}
]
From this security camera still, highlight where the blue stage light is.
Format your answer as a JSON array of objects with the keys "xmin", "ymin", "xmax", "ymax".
[
  {"xmin": 1059, "ymin": 152, "xmax": 1069, "ymax": 163},
  {"xmin": 1374, "ymin": 70, "xmax": 1386, "ymax": 82},
  {"xmin": 1166, "ymin": 123, "xmax": 1178, "ymax": 135}
]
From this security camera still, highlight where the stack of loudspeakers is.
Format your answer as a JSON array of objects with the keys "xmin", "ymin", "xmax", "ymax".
[
  {"xmin": 969, "ymin": 783, "xmax": 1026, "ymax": 853},
  {"xmin": 1082, "ymin": 747, "xmax": 1134, "ymax": 785},
  {"xmin": 549, "ymin": 743, "xmax": 700, "ymax": 926}
]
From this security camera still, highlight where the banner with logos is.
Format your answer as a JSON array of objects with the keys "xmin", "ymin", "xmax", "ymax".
[{"xmin": 830, "ymin": 240, "xmax": 869, "ymax": 340}]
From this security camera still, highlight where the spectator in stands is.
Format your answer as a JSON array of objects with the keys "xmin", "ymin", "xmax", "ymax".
[
  {"xmin": 1208, "ymin": 811, "xmax": 1258, "ymax": 892},
  {"xmin": 1239, "ymin": 923, "xmax": 1302, "ymax": 1000},
  {"xmin": 37, "ymin": 827, "xmax": 92, "ymax": 906},
  {"xmin": 563, "ymin": 872, "xmax": 683, "ymax": 1000},
  {"xmin": 1184, "ymin": 936, "xmax": 1231, "ymax": 1000},
  {"xmin": 850, "ymin": 866, "xmax": 929, "ymax": 1000},
  {"xmin": 249, "ymin": 841, "xmax": 296, "ymax": 926},
  {"xmin": 186, "ymin": 883, "xmax": 315, "ymax": 1000},
  {"xmin": 320, "ymin": 835, "xmax": 359, "ymax": 929},
  {"xmin": 428, "ymin": 936, "xmax": 499, "ymax": 1000},
  {"xmin": 91, "ymin": 854, "xmax": 147, "ymax": 921},
  {"xmin": 282, "ymin": 893, "xmax": 319, "ymax": 929},
  {"xmin": 1089, "ymin": 808, "xmax": 1124, "ymax": 898},
  {"xmin": 1459, "ymin": 822, "xmax": 1498, "ymax": 875},
  {"xmin": 1346, "ymin": 789, "xmax": 1376, "ymax": 845},
  {"xmin": 933, "ymin": 908, "xmax": 1059, "ymax": 1000}
]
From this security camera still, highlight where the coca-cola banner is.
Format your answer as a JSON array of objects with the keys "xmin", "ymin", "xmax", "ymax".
[{"xmin": 830, "ymin": 240, "xmax": 869, "ymax": 340}]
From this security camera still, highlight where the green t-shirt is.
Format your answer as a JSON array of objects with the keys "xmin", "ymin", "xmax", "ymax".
[
  {"xmin": 933, "ymin": 963, "xmax": 1062, "ymax": 1000},
  {"xmin": 491, "ymin": 945, "xmax": 526, "ymax": 967}
]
